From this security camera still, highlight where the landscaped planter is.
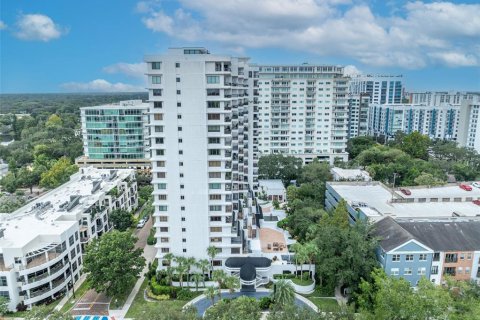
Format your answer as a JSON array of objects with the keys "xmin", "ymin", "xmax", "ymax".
[
  {"xmin": 171, "ymin": 281, "xmax": 217, "ymax": 288},
  {"xmin": 272, "ymin": 277, "xmax": 315, "ymax": 295}
]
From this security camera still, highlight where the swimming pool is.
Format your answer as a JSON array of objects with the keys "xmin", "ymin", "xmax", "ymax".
[{"xmin": 74, "ymin": 316, "xmax": 111, "ymax": 320}]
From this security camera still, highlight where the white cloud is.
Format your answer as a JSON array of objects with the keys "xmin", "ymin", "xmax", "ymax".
[
  {"xmin": 0, "ymin": 21, "xmax": 7, "ymax": 30},
  {"xmin": 14, "ymin": 14, "xmax": 66, "ymax": 41},
  {"xmin": 343, "ymin": 65, "xmax": 361, "ymax": 76},
  {"xmin": 103, "ymin": 62, "xmax": 146, "ymax": 78},
  {"xmin": 61, "ymin": 79, "xmax": 145, "ymax": 92},
  {"xmin": 138, "ymin": 0, "xmax": 480, "ymax": 68}
]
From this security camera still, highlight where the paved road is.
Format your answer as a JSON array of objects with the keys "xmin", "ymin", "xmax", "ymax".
[{"xmin": 70, "ymin": 217, "xmax": 154, "ymax": 317}]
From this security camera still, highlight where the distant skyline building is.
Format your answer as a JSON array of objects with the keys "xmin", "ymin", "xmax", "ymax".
[
  {"xmin": 408, "ymin": 91, "xmax": 480, "ymax": 106},
  {"xmin": 77, "ymin": 100, "xmax": 150, "ymax": 169},
  {"xmin": 347, "ymin": 93, "xmax": 370, "ymax": 138},
  {"xmin": 349, "ymin": 75, "xmax": 404, "ymax": 105},
  {"xmin": 368, "ymin": 103, "xmax": 459, "ymax": 141},
  {"xmin": 457, "ymin": 97, "xmax": 480, "ymax": 154},
  {"xmin": 255, "ymin": 64, "xmax": 350, "ymax": 164}
]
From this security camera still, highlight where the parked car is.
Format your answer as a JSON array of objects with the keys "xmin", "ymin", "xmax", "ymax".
[
  {"xmin": 400, "ymin": 188, "xmax": 411, "ymax": 196},
  {"xmin": 460, "ymin": 184, "xmax": 473, "ymax": 191},
  {"xmin": 136, "ymin": 219, "xmax": 146, "ymax": 228},
  {"xmin": 472, "ymin": 182, "xmax": 480, "ymax": 188},
  {"xmin": 473, "ymin": 200, "xmax": 480, "ymax": 206}
]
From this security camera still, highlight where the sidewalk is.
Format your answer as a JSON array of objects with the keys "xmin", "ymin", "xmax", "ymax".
[
  {"xmin": 109, "ymin": 243, "xmax": 156, "ymax": 319},
  {"xmin": 54, "ymin": 274, "xmax": 87, "ymax": 312}
]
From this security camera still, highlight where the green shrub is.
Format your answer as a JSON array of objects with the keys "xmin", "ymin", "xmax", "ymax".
[
  {"xmin": 147, "ymin": 228, "xmax": 156, "ymax": 245},
  {"xmin": 177, "ymin": 288, "xmax": 195, "ymax": 300},
  {"xmin": 273, "ymin": 274, "xmax": 295, "ymax": 280},
  {"xmin": 259, "ymin": 296, "xmax": 272, "ymax": 310},
  {"xmin": 277, "ymin": 218, "xmax": 288, "ymax": 229},
  {"xmin": 146, "ymin": 287, "xmax": 170, "ymax": 301},
  {"xmin": 150, "ymin": 276, "xmax": 179, "ymax": 298}
]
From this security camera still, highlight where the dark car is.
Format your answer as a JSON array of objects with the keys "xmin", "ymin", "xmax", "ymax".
[{"xmin": 400, "ymin": 188, "xmax": 411, "ymax": 196}]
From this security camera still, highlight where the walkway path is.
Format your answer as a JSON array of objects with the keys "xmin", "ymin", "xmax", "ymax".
[{"xmin": 334, "ymin": 286, "xmax": 348, "ymax": 305}]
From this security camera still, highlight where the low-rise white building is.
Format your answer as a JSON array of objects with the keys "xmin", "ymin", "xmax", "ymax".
[
  {"xmin": 0, "ymin": 167, "xmax": 137, "ymax": 311},
  {"xmin": 258, "ymin": 180, "xmax": 286, "ymax": 202},
  {"xmin": 331, "ymin": 167, "xmax": 371, "ymax": 182}
]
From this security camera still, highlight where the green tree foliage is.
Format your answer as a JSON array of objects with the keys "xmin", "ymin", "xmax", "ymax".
[
  {"xmin": 258, "ymin": 154, "xmax": 303, "ymax": 185},
  {"xmin": 109, "ymin": 209, "xmax": 134, "ymax": 231},
  {"xmin": 272, "ymin": 279, "xmax": 295, "ymax": 308},
  {"xmin": 0, "ymin": 172, "xmax": 18, "ymax": 193},
  {"xmin": 39, "ymin": 156, "xmax": 78, "ymax": 189},
  {"xmin": 0, "ymin": 296, "xmax": 9, "ymax": 316},
  {"xmin": 24, "ymin": 305, "xmax": 51, "ymax": 320},
  {"xmin": 204, "ymin": 296, "xmax": 261, "ymax": 320},
  {"xmin": 346, "ymin": 136, "xmax": 377, "ymax": 160},
  {"xmin": 45, "ymin": 114, "xmax": 63, "ymax": 128},
  {"xmin": 413, "ymin": 172, "xmax": 444, "ymax": 186},
  {"xmin": 141, "ymin": 305, "xmax": 199, "ymax": 320},
  {"xmin": 17, "ymin": 167, "xmax": 40, "ymax": 193},
  {"xmin": 83, "ymin": 231, "xmax": 145, "ymax": 297},
  {"xmin": 268, "ymin": 304, "xmax": 355, "ymax": 320},
  {"xmin": 395, "ymin": 131, "xmax": 430, "ymax": 160}
]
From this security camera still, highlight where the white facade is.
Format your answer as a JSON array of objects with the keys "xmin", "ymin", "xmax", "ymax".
[
  {"xmin": 331, "ymin": 167, "xmax": 371, "ymax": 182},
  {"xmin": 255, "ymin": 64, "xmax": 349, "ymax": 164},
  {"xmin": 409, "ymin": 91, "xmax": 479, "ymax": 106},
  {"xmin": 368, "ymin": 103, "xmax": 460, "ymax": 140},
  {"xmin": 457, "ymin": 98, "xmax": 480, "ymax": 154},
  {"xmin": 145, "ymin": 48, "xmax": 255, "ymax": 267},
  {"xmin": 0, "ymin": 167, "xmax": 137, "ymax": 311},
  {"xmin": 348, "ymin": 94, "xmax": 370, "ymax": 138},
  {"xmin": 349, "ymin": 75, "xmax": 403, "ymax": 105},
  {"xmin": 258, "ymin": 180, "xmax": 286, "ymax": 202}
]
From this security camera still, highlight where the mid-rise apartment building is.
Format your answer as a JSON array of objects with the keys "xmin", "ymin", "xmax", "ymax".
[
  {"xmin": 0, "ymin": 167, "xmax": 137, "ymax": 311},
  {"xmin": 255, "ymin": 64, "xmax": 349, "ymax": 164},
  {"xmin": 145, "ymin": 48, "xmax": 255, "ymax": 267},
  {"xmin": 76, "ymin": 100, "xmax": 150, "ymax": 169},
  {"xmin": 347, "ymin": 94, "xmax": 370, "ymax": 138},
  {"xmin": 368, "ymin": 103, "xmax": 459, "ymax": 140},
  {"xmin": 457, "ymin": 97, "xmax": 480, "ymax": 154},
  {"xmin": 349, "ymin": 75, "xmax": 404, "ymax": 105},
  {"xmin": 408, "ymin": 91, "xmax": 479, "ymax": 106}
]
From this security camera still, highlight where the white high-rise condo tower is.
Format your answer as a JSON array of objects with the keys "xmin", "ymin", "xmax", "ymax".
[{"xmin": 145, "ymin": 48, "xmax": 255, "ymax": 268}]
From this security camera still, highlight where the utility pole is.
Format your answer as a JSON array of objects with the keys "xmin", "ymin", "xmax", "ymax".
[{"xmin": 391, "ymin": 173, "xmax": 399, "ymax": 201}]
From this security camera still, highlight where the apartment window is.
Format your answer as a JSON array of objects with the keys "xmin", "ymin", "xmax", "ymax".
[
  {"xmin": 210, "ymin": 216, "xmax": 221, "ymax": 221},
  {"xmin": 156, "ymin": 149, "xmax": 165, "ymax": 156},
  {"xmin": 460, "ymin": 253, "xmax": 465, "ymax": 260},
  {"xmin": 210, "ymin": 227, "xmax": 222, "ymax": 232},
  {"xmin": 160, "ymin": 237, "xmax": 169, "ymax": 243},
  {"xmin": 0, "ymin": 291, "xmax": 10, "ymax": 299},
  {"xmin": 154, "ymin": 113, "xmax": 163, "ymax": 120},
  {"xmin": 390, "ymin": 268, "xmax": 399, "ymax": 276},
  {"xmin": 180, "ymin": 196, "xmax": 185, "ymax": 200},
  {"xmin": 179, "ymin": 173, "xmax": 184, "ymax": 178},
  {"xmin": 161, "ymin": 248, "xmax": 170, "ymax": 253},
  {"xmin": 208, "ymin": 101, "xmax": 220, "ymax": 108},
  {"xmin": 154, "ymin": 101, "xmax": 163, "ymax": 109},
  {"xmin": 0, "ymin": 276, "xmax": 7, "ymax": 286},
  {"xmin": 466, "ymin": 267, "xmax": 471, "ymax": 274},
  {"xmin": 151, "ymin": 62, "xmax": 161, "ymax": 69},
  {"xmin": 153, "ymin": 89, "xmax": 162, "ymax": 96},
  {"xmin": 406, "ymin": 254, "xmax": 414, "ymax": 261},
  {"xmin": 209, "ymin": 149, "xmax": 221, "ymax": 155},
  {"xmin": 444, "ymin": 267, "xmax": 456, "ymax": 276},
  {"xmin": 154, "ymin": 126, "xmax": 163, "ymax": 132},
  {"xmin": 176, "ymin": 90, "xmax": 181, "ymax": 95},
  {"xmin": 208, "ymin": 113, "xmax": 221, "ymax": 120},
  {"xmin": 181, "ymin": 206, "xmax": 185, "ymax": 211},
  {"xmin": 156, "ymin": 137, "xmax": 164, "ymax": 144},
  {"xmin": 418, "ymin": 267, "xmax": 426, "ymax": 275},
  {"xmin": 210, "ymin": 194, "xmax": 222, "ymax": 200},
  {"xmin": 231, "ymin": 248, "xmax": 240, "ymax": 254},
  {"xmin": 157, "ymin": 161, "xmax": 165, "ymax": 167},
  {"xmin": 182, "ymin": 238, "xmax": 186, "ymax": 243},
  {"xmin": 71, "ymin": 248, "xmax": 76, "ymax": 259},
  {"xmin": 209, "ymin": 183, "xmax": 221, "ymax": 190},
  {"xmin": 431, "ymin": 266, "xmax": 438, "ymax": 275},
  {"xmin": 159, "ymin": 216, "xmax": 168, "ymax": 222},
  {"xmin": 433, "ymin": 252, "xmax": 440, "ymax": 261},
  {"xmin": 209, "ymin": 161, "xmax": 221, "ymax": 167},
  {"xmin": 404, "ymin": 268, "xmax": 412, "ymax": 275},
  {"xmin": 209, "ymin": 172, "xmax": 221, "ymax": 178},
  {"xmin": 157, "ymin": 183, "xmax": 167, "ymax": 189},
  {"xmin": 178, "ymin": 126, "xmax": 182, "ymax": 131},
  {"xmin": 177, "ymin": 102, "xmax": 182, "ymax": 107},
  {"xmin": 160, "ymin": 227, "xmax": 168, "ymax": 232},
  {"xmin": 207, "ymin": 76, "xmax": 220, "ymax": 84},
  {"xmin": 209, "ymin": 205, "xmax": 222, "ymax": 211},
  {"xmin": 467, "ymin": 253, "xmax": 472, "ymax": 260},
  {"xmin": 180, "ymin": 184, "xmax": 184, "ymax": 189},
  {"xmin": 458, "ymin": 267, "xmax": 463, "ymax": 274},
  {"xmin": 158, "ymin": 195, "xmax": 167, "ymax": 200},
  {"xmin": 175, "ymin": 62, "xmax": 180, "ymax": 68},
  {"xmin": 419, "ymin": 254, "xmax": 427, "ymax": 261},
  {"xmin": 181, "ymin": 217, "xmax": 185, "ymax": 221},
  {"xmin": 209, "ymin": 137, "xmax": 220, "ymax": 144},
  {"xmin": 179, "ymin": 150, "xmax": 183, "ymax": 155},
  {"xmin": 69, "ymin": 235, "xmax": 74, "ymax": 246},
  {"xmin": 392, "ymin": 254, "xmax": 400, "ymax": 262},
  {"xmin": 152, "ymin": 76, "xmax": 161, "ymax": 84},
  {"xmin": 158, "ymin": 205, "xmax": 167, "ymax": 211},
  {"xmin": 445, "ymin": 253, "xmax": 458, "ymax": 263},
  {"xmin": 183, "ymin": 249, "xmax": 187, "ymax": 253},
  {"xmin": 179, "ymin": 162, "xmax": 183, "ymax": 166},
  {"xmin": 210, "ymin": 237, "xmax": 222, "ymax": 243},
  {"xmin": 178, "ymin": 138, "xmax": 183, "ymax": 143},
  {"xmin": 208, "ymin": 125, "xmax": 220, "ymax": 132},
  {"xmin": 176, "ymin": 77, "xmax": 181, "ymax": 83},
  {"xmin": 182, "ymin": 228, "xmax": 186, "ymax": 232},
  {"xmin": 177, "ymin": 114, "xmax": 182, "ymax": 119},
  {"xmin": 212, "ymin": 260, "xmax": 222, "ymax": 266}
]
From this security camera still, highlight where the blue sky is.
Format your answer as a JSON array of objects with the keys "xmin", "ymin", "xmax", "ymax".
[{"xmin": 1, "ymin": 0, "xmax": 479, "ymax": 93}]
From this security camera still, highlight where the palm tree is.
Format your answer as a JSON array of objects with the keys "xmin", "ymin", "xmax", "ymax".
[
  {"xmin": 192, "ymin": 272, "xmax": 203, "ymax": 291},
  {"xmin": 165, "ymin": 266, "xmax": 175, "ymax": 286},
  {"xmin": 272, "ymin": 280, "xmax": 295, "ymax": 308},
  {"xmin": 212, "ymin": 269, "xmax": 227, "ymax": 300},
  {"xmin": 185, "ymin": 256, "xmax": 196, "ymax": 284},
  {"xmin": 304, "ymin": 241, "xmax": 319, "ymax": 279},
  {"xmin": 291, "ymin": 242, "xmax": 304, "ymax": 276},
  {"xmin": 224, "ymin": 276, "xmax": 240, "ymax": 294},
  {"xmin": 196, "ymin": 259, "xmax": 210, "ymax": 287},
  {"xmin": 296, "ymin": 246, "xmax": 309, "ymax": 280},
  {"xmin": 204, "ymin": 286, "xmax": 218, "ymax": 306},
  {"xmin": 174, "ymin": 256, "xmax": 188, "ymax": 288},
  {"xmin": 206, "ymin": 246, "xmax": 219, "ymax": 276},
  {"xmin": 163, "ymin": 252, "xmax": 174, "ymax": 267}
]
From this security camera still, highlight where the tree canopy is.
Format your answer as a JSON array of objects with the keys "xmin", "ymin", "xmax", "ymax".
[{"xmin": 258, "ymin": 154, "xmax": 303, "ymax": 185}]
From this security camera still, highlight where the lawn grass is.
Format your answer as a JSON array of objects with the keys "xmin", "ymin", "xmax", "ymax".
[
  {"xmin": 110, "ymin": 279, "xmax": 137, "ymax": 309},
  {"xmin": 307, "ymin": 297, "xmax": 340, "ymax": 312},
  {"xmin": 59, "ymin": 279, "xmax": 91, "ymax": 313},
  {"xmin": 5, "ymin": 297, "xmax": 62, "ymax": 319},
  {"xmin": 291, "ymin": 277, "xmax": 314, "ymax": 286},
  {"xmin": 125, "ymin": 278, "xmax": 201, "ymax": 319}
]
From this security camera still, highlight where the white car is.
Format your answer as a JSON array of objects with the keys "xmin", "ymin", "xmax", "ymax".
[
  {"xmin": 136, "ymin": 219, "xmax": 146, "ymax": 229},
  {"xmin": 473, "ymin": 182, "xmax": 480, "ymax": 188}
]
